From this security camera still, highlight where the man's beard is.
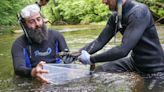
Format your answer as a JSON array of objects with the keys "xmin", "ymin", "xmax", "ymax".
[{"xmin": 26, "ymin": 24, "xmax": 48, "ymax": 44}]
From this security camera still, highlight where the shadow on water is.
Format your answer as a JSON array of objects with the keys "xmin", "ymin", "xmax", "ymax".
[{"xmin": 0, "ymin": 25, "xmax": 164, "ymax": 92}]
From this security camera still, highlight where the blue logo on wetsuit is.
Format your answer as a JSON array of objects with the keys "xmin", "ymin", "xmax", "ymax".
[{"xmin": 34, "ymin": 47, "xmax": 52, "ymax": 56}]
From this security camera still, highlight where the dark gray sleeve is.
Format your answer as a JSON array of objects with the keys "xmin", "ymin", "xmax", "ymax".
[
  {"xmin": 91, "ymin": 5, "xmax": 150, "ymax": 63},
  {"xmin": 11, "ymin": 40, "xmax": 32, "ymax": 77},
  {"xmin": 80, "ymin": 14, "xmax": 116, "ymax": 54}
]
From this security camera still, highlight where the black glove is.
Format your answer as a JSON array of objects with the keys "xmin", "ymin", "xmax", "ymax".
[
  {"xmin": 62, "ymin": 55, "xmax": 75, "ymax": 64},
  {"xmin": 58, "ymin": 51, "xmax": 81, "ymax": 64}
]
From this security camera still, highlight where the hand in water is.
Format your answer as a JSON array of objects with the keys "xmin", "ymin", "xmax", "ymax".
[{"xmin": 31, "ymin": 61, "xmax": 49, "ymax": 83}]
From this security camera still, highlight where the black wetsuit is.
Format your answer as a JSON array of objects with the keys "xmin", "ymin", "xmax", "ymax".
[
  {"xmin": 82, "ymin": 0, "xmax": 164, "ymax": 74},
  {"xmin": 11, "ymin": 30, "xmax": 68, "ymax": 77}
]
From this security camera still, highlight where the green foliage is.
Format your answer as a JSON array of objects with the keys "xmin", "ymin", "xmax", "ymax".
[
  {"xmin": 0, "ymin": 0, "xmax": 35, "ymax": 25},
  {"xmin": 0, "ymin": 0, "xmax": 109, "ymax": 25},
  {"xmin": 157, "ymin": 0, "xmax": 164, "ymax": 3},
  {"xmin": 1, "ymin": 0, "xmax": 163, "ymax": 26},
  {"xmin": 158, "ymin": 8, "xmax": 164, "ymax": 17},
  {"xmin": 42, "ymin": 0, "xmax": 110, "ymax": 24}
]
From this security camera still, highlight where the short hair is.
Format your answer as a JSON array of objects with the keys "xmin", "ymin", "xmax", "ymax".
[{"xmin": 21, "ymin": 4, "xmax": 40, "ymax": 19}]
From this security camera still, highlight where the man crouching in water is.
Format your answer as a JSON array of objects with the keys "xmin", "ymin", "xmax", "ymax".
[{"xmin": 11, "ymin": 4, "xmax": 69, "ymax": 83}]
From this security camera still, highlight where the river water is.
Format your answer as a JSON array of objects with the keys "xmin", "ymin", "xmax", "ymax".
[{"xmin": 0, "ymin": 25, "xmax": 163, "ymax": 92}]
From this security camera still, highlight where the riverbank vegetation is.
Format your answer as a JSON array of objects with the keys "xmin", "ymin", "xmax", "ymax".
[
  {"xmin": 0, "ymin": 0, "xmax": 109, "ymax": 26},
  {"xmin": 0, "ymin": 0, "xmax": 163, "ymax": 33}
]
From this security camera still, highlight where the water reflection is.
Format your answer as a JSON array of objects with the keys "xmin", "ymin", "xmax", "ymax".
[
  {"xmin": 0, "ymin": 25, "xmax": 164, "ymax": 92},
  {"xmin": 1, "ymin": 72, "xmax": 142, "ymax": 92},
  {"xmin": 3, "ymin": 72, "xmax": 164, "ymax": 92}
]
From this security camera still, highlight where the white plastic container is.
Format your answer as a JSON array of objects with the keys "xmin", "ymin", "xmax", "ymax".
[{"xmin": 42, "ymin": 64, "xmax": 90, "ymax": 85}]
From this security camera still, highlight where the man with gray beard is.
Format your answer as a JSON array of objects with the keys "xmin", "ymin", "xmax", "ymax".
[
  {"xmin": 25, "ymin": 23, "xmax": 48, "ymax": 44},
  {"xmin": 11, "ymin": 4, "xmax": 69, "ymax": 83}
]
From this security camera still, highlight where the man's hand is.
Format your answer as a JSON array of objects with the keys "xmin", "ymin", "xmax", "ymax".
[
  {"xmin": 62, "ymin": 55, "xmax": 75, "ymax": 64},
  {"xmin": 59, "ymin": 51, "xmax": 80, "ymax": 64},
  {"xmin": 78, "ymin": 50, "xmax": 92, "ymax": 65},
  {"xmin": 31, "ymin": 61, "xmax": 49, "ymax": 83}
]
